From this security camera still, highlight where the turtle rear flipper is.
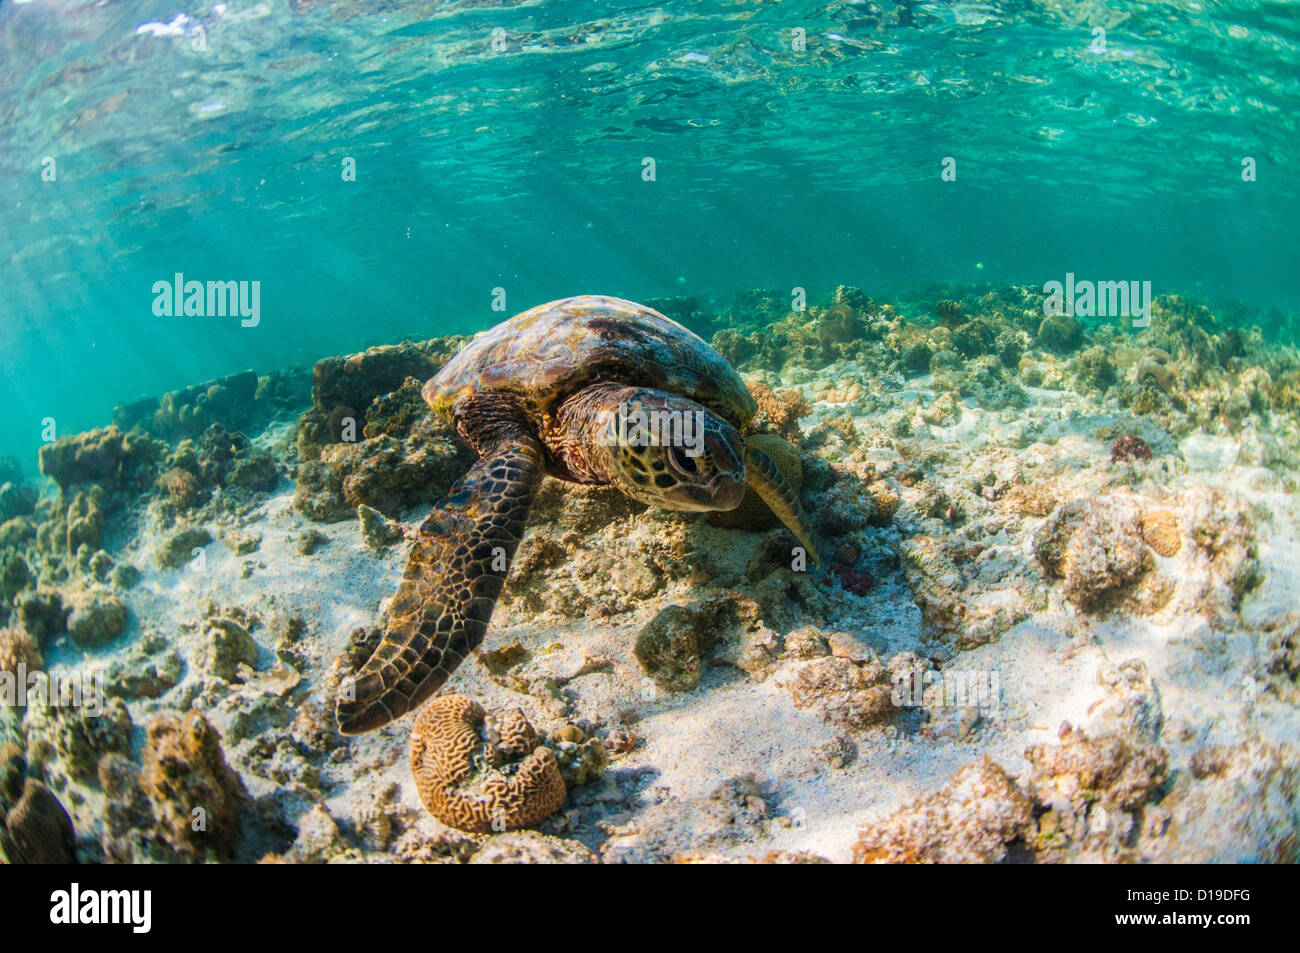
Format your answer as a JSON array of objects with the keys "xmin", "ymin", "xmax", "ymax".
[
  {"xmin": 744, "ymin": 436, "xmax": 825, "ymax": 566},
  {"xmin": 336, "ymin": 432, "xmax": 544, "ymax": 734}
]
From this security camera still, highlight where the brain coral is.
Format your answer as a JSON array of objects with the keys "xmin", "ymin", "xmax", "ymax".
[
  {"xmin": 409, "ymin": 695, "xmax": 566, "ymax": 834},
  {"xmin": 1140, "ymin": 509, "xmax": 1182, "ymax": 558}
]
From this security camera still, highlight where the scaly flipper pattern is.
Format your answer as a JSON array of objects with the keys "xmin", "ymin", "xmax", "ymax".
[
  {"xmin": 744, "ymin": 437, "xmax": 825, "ymax": 566},
  {"xmin": 336, "ymin": 432, "xmax": 544, "ymax": 734}
]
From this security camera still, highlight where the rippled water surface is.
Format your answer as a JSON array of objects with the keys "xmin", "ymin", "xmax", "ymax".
[{"xmin": 1, "ymin": 0, "xmax": 1298, "ymax": 461}]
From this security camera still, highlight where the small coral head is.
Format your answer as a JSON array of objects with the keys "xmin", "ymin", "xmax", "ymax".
[{"xmin": 594, "ymin": 388, "xmax": 745, "ymax": 512}]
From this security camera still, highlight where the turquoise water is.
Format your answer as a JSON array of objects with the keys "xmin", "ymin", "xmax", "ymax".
[{"xmin": 2, "ymin": 0, "xmax": 1298, "ymax": 467}]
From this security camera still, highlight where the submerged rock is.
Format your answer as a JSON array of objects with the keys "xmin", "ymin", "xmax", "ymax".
[
  {"xmin": 853, "ymin": 758, "xmax": 1033, "ymax": 864},
  {"xmin": 634, "ymin": 604, "xmax": 704, "ymax": 692},
  {"xmin": 358, "ymin": 504, "xmax": 403, "ymax": 551},
  {"xmin": 0, "ymin": 481, "xmax": 36, "ymax": 522},
  {"xmin": 783, "ymin": 654, "xmax": 895, "ymax": 732},
  {"xmin": 38, "ymin": 425, "xmax": 162, "ymax": 494},
  {"xmin": 64, "ymin": 586, "xmax": 128, "ymax": 647},
  {"xmin": 139, "ymin": 711, "xmax": 246, "ymax": 861},
  {"xmin": 1034, "ymin": 496, "xmax": 1155, "ymax": 613},
  {"xmin": 0, "ymin": 780, "xmax": 77, "ymax": 864},
  {"xmin": 155, "ymin": 526, "xmax": 212, "ymax": 569},
  {"xmin": 198, "ymin": 607, "xmax": 260, "ymax": 682}
]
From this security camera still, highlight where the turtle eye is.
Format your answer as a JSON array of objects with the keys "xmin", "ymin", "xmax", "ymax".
[{"xmin": 668, "ymin": 445, "xmax": 698, "ymax": 475}]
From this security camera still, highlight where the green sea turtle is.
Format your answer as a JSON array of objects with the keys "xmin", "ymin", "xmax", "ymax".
[{"xmin": 336, "ymin": 295, "xmax": 823, "ymax": 734}]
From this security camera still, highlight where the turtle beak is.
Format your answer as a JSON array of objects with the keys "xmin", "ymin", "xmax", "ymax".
[
  {"xmin": 697, "ymin": 428, "xmax": 746, "ymax": 510},
  {"xmin": 709, "ymin": 471, "xmax": 746, "ymax": 510}
]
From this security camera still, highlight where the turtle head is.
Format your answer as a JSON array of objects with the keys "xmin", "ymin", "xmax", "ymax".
[{"xmin": 591, "ymin": 387, "xmax": 746, "ymax": 512}]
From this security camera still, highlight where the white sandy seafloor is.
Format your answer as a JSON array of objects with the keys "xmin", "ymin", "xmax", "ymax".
[{"xmin": 19, "ymin": 357, "xmax": 1299, "ymax": 864}]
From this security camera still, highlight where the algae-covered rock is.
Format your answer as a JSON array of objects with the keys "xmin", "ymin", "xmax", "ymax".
[
  {"xmin": 0, "ymin": 553, "xmax": 35, "ymax": 614},
  {"xmin": 784, "ymin": 654, "xmax": 895, "ymax": 732},
  {"xmin": 551, "ymin": 736, "xmax": 609, "ymax": 788},
  {"xmin": 296, "ymin": 529, "xmax": 328, "ymax": 555},
  {"xmin": 0, "ymin": 625, "xmax": 42, "ymax": 674},
  {"xmin": 198, "ymin": 607, "xmax": 260, "ymax": 682},
  {"xmin": 1074, "ymin": 346, "xmax": 1118, "ymax": 392},
  {"xmin": 0, "ymin": 481, "xmax": 36, "ymax": 522},
  {"xmin": 38, "ymin": 425, "xmax": 162, "ymax": 493},
  {"xmin": 1036, "ymin": 313, "xmax": 1083, "ymax": 353},
  {"xmin": 358, "ymin": 504, "xmax": 403, "ymax": 551},
  {"xmin": 1034, "ymin": 496, "xmax": 1153, "ymax": 613},
  {"xmin": 295, "ymin": 418, "xmax": 471, "ymax": 523},
  {"xmin": 156, "ymin": 526, "xmax": 212, "ymax": 569},
  {"xmin": 297, "ymin": 340, "xmax": 461, "ymax": 461},
  {"xmin": 633, "ymin": 595, "xmax": 774, "ymax": 690},
  {"xmin": 105, "ymin": 642, "xmax": 183, "ymax": 701},
  {"xmin": 14, "ymin": 588, "xmax": 66, "ymax": 643},
  {"xmin": 1027, "ymin": 722, "xmax": 1168, "ymax": 813},
  {"xmin": 147, "ymin": 369, "xmax": 260, "ymax": 441},
  {"xmin": 634, "ymin": 604, "xmax": 703, "ymax": 692},
  {"xmin": 139, "ymin": 710, "xmax": 246, "ymax": 861},
  {"xmin": 0, "ymin": 779, "xmax": 77, "ymax": 864},
  {"xmin": 64, "ymin": 586, "xmax": 129, "ymax": 647},
  {"xmin": 468, "ymin": 831, "xmax": 597, "ymax": 864},
  {"xmin": 28, "ymin": 697, "xmax": 134, "ymax": 783},
  {"xmin": 852, "ymin": 758, "xmax": 1033, "ymax": 864}
]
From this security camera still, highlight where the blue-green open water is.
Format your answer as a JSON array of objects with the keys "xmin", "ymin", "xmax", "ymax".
[{"xmin": 2, "ymin": 0, "xmax": 1298, "ymax": 468}]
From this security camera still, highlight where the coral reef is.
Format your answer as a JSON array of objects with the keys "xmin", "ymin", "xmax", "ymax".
[{"xmin": 4, "ymin": 281, "xmax": 1296, "ymax": 864}]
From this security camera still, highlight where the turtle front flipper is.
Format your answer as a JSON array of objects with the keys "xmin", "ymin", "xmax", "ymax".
[
  {"xmin": 336, "ymin": 433, "xmax": 544, "ymax": 734},
  {"xmin": 744, "ymin": 436, "xmax": 825, "ymax": 566}
]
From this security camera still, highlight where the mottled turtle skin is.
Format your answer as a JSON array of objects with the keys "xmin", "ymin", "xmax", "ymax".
[{"xmin": 336, "ymin": 295, "xmax": 822, "ymax": 735}]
